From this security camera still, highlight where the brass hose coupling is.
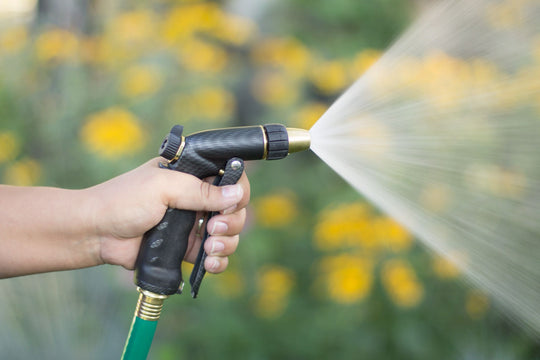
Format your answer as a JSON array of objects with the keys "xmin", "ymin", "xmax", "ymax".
[{"xmin": 135, "ymin": 287, "xmax": 169, "ymax": 321}]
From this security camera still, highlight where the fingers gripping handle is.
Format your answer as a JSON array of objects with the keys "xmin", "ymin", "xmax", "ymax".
[
  {"xmin": 134, "ymin": 158, "xmax": 245, "ymax": 296},
  {"xmin": 135, "ymin": 208, "xmax": 196, "ymax": 295},
  {"xmin": 190, "ymin": 158, "xmax": 245, "ymax": 298}
]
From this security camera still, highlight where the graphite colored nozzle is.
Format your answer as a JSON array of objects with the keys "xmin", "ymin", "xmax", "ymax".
[
  {"xmin": 286, "ymin": 127, "xmax": 311, "ymax": 154},
  {"xmin": 137, "ymin": 124, "xmax": 311, "ymax": 297}
]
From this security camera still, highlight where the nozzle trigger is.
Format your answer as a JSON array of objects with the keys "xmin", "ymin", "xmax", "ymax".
[{"xmin": 189, "ymin": 157, "xmax": 245, "ymax": 298}]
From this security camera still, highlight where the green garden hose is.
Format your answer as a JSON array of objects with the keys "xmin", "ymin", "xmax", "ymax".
[{"xmin": 121, "ymin": 288, "xmax": 168, "ymax": 360}]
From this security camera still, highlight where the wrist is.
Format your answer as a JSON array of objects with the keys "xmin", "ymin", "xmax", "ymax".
[{"xmin": 74, "ymin": 187, "xmax": 105, "ymax": 268}]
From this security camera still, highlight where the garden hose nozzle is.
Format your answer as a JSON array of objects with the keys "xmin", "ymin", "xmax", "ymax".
[
  {"xmin": 122, "ymin": 124, "xmax": 310, "ymax": 360},
  {"xmin": 134, "ymin": 124, "xmax": 310, "ymax": 298}
]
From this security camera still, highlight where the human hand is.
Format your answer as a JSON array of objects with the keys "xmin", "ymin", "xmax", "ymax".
[{"xmin": 86, "ymin": 157, "xmax": 250, "ymax": 274}]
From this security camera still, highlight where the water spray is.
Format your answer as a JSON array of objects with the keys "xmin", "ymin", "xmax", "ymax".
[
  {"xmin": 121, "ymin": 124, "xmax": 310, "ymax": 359},
  {"xmin": 310, "ymin": 0, "xmax": 540, "ymax": 339}
]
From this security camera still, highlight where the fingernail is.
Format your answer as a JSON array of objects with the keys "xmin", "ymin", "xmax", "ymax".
[
  {"xmin": 211, "ymin": 221, "xmax": 228, "ymax": 235},
  {"xmin": 222, "ymin": 185, "xmax": 243, "ymax": 200},
  {"xmin": 222, "ymin": 204, "xmax": 237, "ymax": 215},
  {"xmin": 208, "ymin": 258, "xmax": 220, "ymax": 272},
  {"xmin": 211, "ymin": 240, "xmax": 225, "ymax": 254}
]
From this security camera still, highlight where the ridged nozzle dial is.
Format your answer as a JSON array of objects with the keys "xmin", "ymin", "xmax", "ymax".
[
  {"xmin": 159, "ymin": 125, "xmax": 184, "ymax": 161},
  {"xmin": 263, "ymin": 124, "xmax": 289, "ymax": 160},
  {"xmin": 263, "ymin": 125, "xmax": 310, "ymax": 159}
]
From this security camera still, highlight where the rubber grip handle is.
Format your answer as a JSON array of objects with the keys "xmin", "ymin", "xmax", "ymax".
[{"xmin": 134, "ymin": 208, "xmax": 196, "ymax": 295}]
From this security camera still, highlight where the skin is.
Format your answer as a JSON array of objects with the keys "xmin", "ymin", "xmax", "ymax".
[{"xmin": 0, "ymin": 157, "xmax": 250, "ymax": 278}]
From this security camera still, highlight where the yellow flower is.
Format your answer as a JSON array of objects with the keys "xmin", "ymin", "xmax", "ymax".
[
  {"xmin": 107, "ymin": 10, "xmax": 156, "ymax": 45},
  {"xmin": 251, "ymin": 37, "xmax": 310, "ymax": 77},
  {"xmin": 177, "ymin": 39, "xmax": 228, "ymax": 73},
  {"xmin": 80, "ymin": 37, "xmax": 103, "ymax": 64},
  {"xmin": 350, "ymin": 49, "xmax": 381, "ymax": 79},
  {"xmin": 254, "ymin": 266, "xmax": 294, "ymax": 318},
  {"xmin": 431, "ymin": 255, "xmax": 460, "ymax": 279},
  {"xmin": 308, "ymin": 60, "xmax": 348, "ymax": 95},
  {"xmin": 80, "ymin": 107, "xmax": 145, "ymax": 159},
  {"xmin": 209, "ymin": 14, "xmax": 257, "ymax": 46},
  {"xmin": 0, "ymin": 26, "xmax": 28, "ymax": 55},
  {"xmin": 4, "ymin": 158, "xmax": 42, "ymax": 186},
  {"xmin": 251, "ymin": 70, "xmax": 299, "ymax": 107},
  {"xmin": 162, "ymin": 7, "xmax": 195, "ymax": 43},
  {"xmin": 291, "ymin": 102, "xmax": 327, "ymax": 130},
  {"xmin": 120, "ymin": 65, "xmax": 163, "ymax": 98},
  {"xmin": 370, "ymin": 56, "xmax": 418, "ymax": 97},
  {"xmin": 465, "ymin": 289, "xmax": 490, "ymax": 319},
  {"xmin": 399, "ymin": 53, "xmax": 505, "ymax": 112},
  {"xmin": 381, "ymin": 259, "xmax": 424, "ymax": 308},
  {"xmin": 372, "ymin": 51, "xmax": 494, "ymax": 112},
  {"xmin": 35, "ymin": 28, "xmax": 79, "ymax": 62},
  {"xmin": 317, "ymin": 254, "xmax": 373, "ymax": 304},
  {"xmin": 0, "ymin": 131, "xmax": 20, "ymax": 163},
  {"xmin": 314, "ymin": 202, "xmax": 376, "ymax": 251},
  {"xmin": 162, "ymin": 3, "xmax": 223, "ymax": 44},
  {"xmin": 195, "ymin": 86, "xmax": 235, "ymax": 120},
  {"xmin": 97, "ymin": 10, "xmax": 160, "ymax": 68},
  {"xmin": 79, "ymin": 36, "xmax": 131, "ymax": 68},
  {"xmin": 464, "ymin": 164, "xmax": 526, "ymax": 198},
  {"xmin": 469, "ymin": 58, "xmax": 501, "ymax": 88},
  {"xmin": 374, "ymin": 217, "xmax": 412, "ymax": 252},
  {"xmin": 253, "ymin": 192, "xmax": 298, "ymax": 228},
  {"xmin": 168, "ymin": 86, "xmax": 235, "ymax": 122},
  {"xmin": 421, "ymin": 52, "xmax": 470, "ymax": 111}
]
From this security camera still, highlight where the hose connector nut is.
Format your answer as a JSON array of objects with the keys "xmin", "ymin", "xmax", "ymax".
[{"xmin": 135, "ymin": 287, "xmax": 169, "ymax": 321}]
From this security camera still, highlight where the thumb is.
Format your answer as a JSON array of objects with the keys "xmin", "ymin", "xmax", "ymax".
[{"xmin": 164, "ymin": 171, "xmax": 244, "ymax": 212}]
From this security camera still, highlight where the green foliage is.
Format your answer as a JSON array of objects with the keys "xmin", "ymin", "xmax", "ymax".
[
  {"xmin": 268, "ymin": 0, "xmax": 412, "ymax": 55},
  {"xmin": 0, "ymin": 0, "xmax": 537, "ymax": 359}
]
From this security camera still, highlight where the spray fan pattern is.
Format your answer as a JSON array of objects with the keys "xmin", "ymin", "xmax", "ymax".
[{"xmin": 311, "ymin": 0, "xmax": 540, "ymax": 337}]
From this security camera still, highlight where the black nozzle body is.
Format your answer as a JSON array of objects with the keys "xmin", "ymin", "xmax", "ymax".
[
  {"xmin": 172, "ymin": 126, "xmax": 265, "ymax": 178},
  {"xmin": 164, "ymin": 124, "xmax": 289, "ymax": 178},
  {"xmin": 135, "ymin": 124, "xmax": 302, "ymax": 296}
]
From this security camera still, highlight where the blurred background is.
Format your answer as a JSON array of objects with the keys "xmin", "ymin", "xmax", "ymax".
[{"xmin": 0, "ymin": 0, "xmax": 538, "ymax": 359}]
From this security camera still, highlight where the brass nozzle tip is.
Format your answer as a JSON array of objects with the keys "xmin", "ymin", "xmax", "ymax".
[{"xmin": 287, "ymin": 128, "xmax": 311, "ymax": 154}]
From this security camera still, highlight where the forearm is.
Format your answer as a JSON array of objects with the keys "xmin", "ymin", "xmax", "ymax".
[{"xmin": 0, "ymin": 185, "xmax": 101, "ymax": 278}]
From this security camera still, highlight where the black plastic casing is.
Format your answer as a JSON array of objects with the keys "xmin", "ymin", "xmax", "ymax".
[
  {"xmin": 134, "ymin": 125, "xmax": 289, "ymax": 295},
  {"xmin": 172, "ymin": 126, "xmax": 266, "ymax": 177}
]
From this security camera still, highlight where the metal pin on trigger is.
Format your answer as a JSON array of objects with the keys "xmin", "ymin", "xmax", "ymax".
[{"xmin": 196, "ymin": 217, "xmax": 205, "ymax": 238}]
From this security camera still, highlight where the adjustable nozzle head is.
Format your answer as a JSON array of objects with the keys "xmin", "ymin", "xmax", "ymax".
[
  {"xmin": 158, "ymin": 124, "xmax": 311, "ymax": 173},
  {"xmin": 286, "ymin": 127, "xmax": 311, "ymax": 154},
  {"xmin": 263, "ymin": 124, "xmax": 311, "ymax": 160}
]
